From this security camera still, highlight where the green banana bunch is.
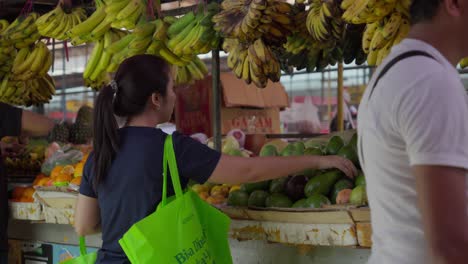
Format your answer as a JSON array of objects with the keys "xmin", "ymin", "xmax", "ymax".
[
  {"xmin": 0, "ymin": 13, "xmax": 40, "ymax": 49},
  {"xmin": 67, "ymin": 7, "xmax": 111, "ymax": 44},
  {"xmin": 11, "ymin": 41, "xmax": 52, "ymax": 81},
  {"xmin": 107, "ymin": 0, "xmax": 148, "ymax": 30},
  {"xmin": 37, "ymin": 5, "xmax": 87, "ymax": 41},
  {"xmin": 0, "ymin": 20, "xmax": 9, "ymax": 34},
  {"xmin": 0, "ymin": 74, "xmax": 55, "ymax": 106}
]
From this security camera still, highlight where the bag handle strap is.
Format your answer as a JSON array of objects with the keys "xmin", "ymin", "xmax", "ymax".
[
  {"xmin": 79, "ymin": 236, "xmax": 87, "ymax": 256},
  {"xmin": 162, "ymin": 135, "xmax": 183, "ymax": 206}
]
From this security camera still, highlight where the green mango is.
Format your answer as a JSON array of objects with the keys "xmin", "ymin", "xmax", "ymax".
[
  {"xmin": 227, "ymin": 148, "xmax": 243, "ymax": 157},
  {"xmin": 337, "ymin": 145, "xmax": 359, "ymax": 166},
  {"xmin": 227, "ymin": 190, "xmax": 249, "ymax": 207},
  {"xmin": 280, "ymin": 144, "xmax": 297, "ymax": 157},
  {"xmin": 326, "ymin": 136, "xmax": 344, "ymax": 155},
  {"xmin": 240, "ymin": 181, "xmax": 270, "ymax": 194},
  {"xmin": 259, "ymin": 144, "xmax": 278, "ymax": 157},
  {"xmin": 292, "ymin": 199, "xmax": 308, "ymax": 208},
  {"xmin": 350, "ymin": 185, "xmax": 367, "ymax": 206},
  {"xmin": 355, "ymin": 171, "xmax": 366, "ymax": 186},
  {"xmin": 304, "ymin": 170, "xmax": 343, "ymax": 197},
  {"xmin": 248, "ymin": 190, "xmax": 270, "ymax": 207},
  {"xmin": 304, "ymin": 194, "xmax": 331, "ymax": 208},
  {"xmin": 265, "ymin": 193, "xmax": 293, "ymax": 208},
  {"xmin": 269, "ymin": 177, "xmax": 289, "ymax": 194}
]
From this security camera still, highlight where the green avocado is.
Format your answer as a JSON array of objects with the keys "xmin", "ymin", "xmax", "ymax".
[
  {"xmin": 269, "ymin": 177, "xmax": 289, "ymax": 194},
  {"xmin": 337, "ymin": 145, "xmax": 359, "ymax": 166},
  {"xmin": 265, "ymin": 193, "xmax": 293, "ymax": 208},
  {"xmin": 330, "ymin": 179, "xmax": 355, "ymax": 204},
  {"xmin": 227, "ymin": 190, "xmax": 249, "ymax": 207},
  {"xmin": 326, "ymin": 136, "xmax": 344, "ymax": 155},
  {"xmin": 280, "ymin": 144, "xmax": 296, "ymax": 157},
  {"xmin": 240, "ymin": 180, "xmax": 270, "ymax": 194},
  {"xmin": 226, "ymin": 148, "xmax": 243, "ymax": 157},
  {"xmin": 292, "ymin": 141, "xmax": 305, "ymax": 154},
  {"xmin": 304, "ymin": 170, "xmax": 343, "ymax": 197},
  {"xmin": 355, "ymin": 171, "xmax": 366, "ymax": 186},
  {"xmin": 248, "ymin": 190, "xmax": 269, "ymax": 207},
  {"xmin": 260, "ymin": 145, "xmax": 278, "ymax": 157},
  {"xmin": 292, "ymin": 199, "xmax": 308, "ymax": 208},
  {"xmin": 304, "ymin": 194, "xmax": 331, "ymax": 209}
]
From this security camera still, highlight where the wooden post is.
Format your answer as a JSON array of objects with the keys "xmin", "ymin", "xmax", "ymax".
[{"xmin": 337, "ymin": 63, "xmax": 344, "ymax": 132}]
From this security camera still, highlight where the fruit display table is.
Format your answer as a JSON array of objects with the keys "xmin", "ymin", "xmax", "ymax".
[{"xmin": 8, "ymin": 220, "xmax": 371, "ymax": 264}]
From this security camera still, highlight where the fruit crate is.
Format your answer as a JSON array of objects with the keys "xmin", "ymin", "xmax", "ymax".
[
  {"xmin": 9, "ymin": 201, "xmax": 44, "ymax": 221},
  {"xmin": 43, "ymin": 206, "xmax": 74, "ymax": 225}
]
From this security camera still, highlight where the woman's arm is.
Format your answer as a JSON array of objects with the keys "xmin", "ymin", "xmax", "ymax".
[
  {"xmin": 21, "ymin": 110, "xmax": 55, "ymax": 137},
  {"xmin": 209, "ymin": 155, "xmax": 356, "ymax": 185},
  {"xmin": 75, "ymin": 194, "xmax": 101, "ymax": 236}
]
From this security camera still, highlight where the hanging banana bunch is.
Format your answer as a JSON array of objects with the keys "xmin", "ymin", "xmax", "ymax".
[
  {"xmin": 36, "ymin": 5, "xmax": 87, "ymax": 41},
  {"xmin": 175, "ymin": 57, "xmax": 209, "ymax": 86},
  {"xmin": 306, "ymin": 0, "xmax": 344, "ymax": 44},
  {"xmin": 0, "ymin": 13, "xmax": 40, "ymax": 49}
]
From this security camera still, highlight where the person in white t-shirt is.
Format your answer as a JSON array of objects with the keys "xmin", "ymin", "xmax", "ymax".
[{"xmin": 357, "ymin": 1, "xmax": 468, "ymax": 264}]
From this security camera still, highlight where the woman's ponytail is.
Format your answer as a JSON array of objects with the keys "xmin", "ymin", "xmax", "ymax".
[{"xmin": 93, "ymin": 84, "xmax": 119, "ymax": 189}]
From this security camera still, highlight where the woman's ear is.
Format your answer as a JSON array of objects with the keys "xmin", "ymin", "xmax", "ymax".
[{"xmin": 151, "ymin": 93, "xmax": 161, "ymax": 110}]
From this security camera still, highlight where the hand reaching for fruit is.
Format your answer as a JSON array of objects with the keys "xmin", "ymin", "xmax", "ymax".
[{"xmin": 316, "ymin": 156, "xmax": 358, "ymax": 179}]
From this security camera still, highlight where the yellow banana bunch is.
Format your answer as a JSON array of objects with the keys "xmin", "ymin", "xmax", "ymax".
[
  {"xmin": 306, "ymin": 0, "xmax": 343, "ymax": 43},
  {"xmin": 0, "ymin": 74, "xmax": 55, "ymax": 106},
  {"xmin": 37, "ymin": 5, "xmax": 87, "ymax": 41},
  {"xmin": 11, "ymin": 41, "xmax": 52, "ymax": 81},
  {"xmin": 342, "ymin": 0, "xmax": 397, "ymax": 24},
  {"xmin": 175, "ymin": 57, "xmax": 209, "ymax": 85},
  {"xmin": 361, "ymin": 10, "xmax": 410, "ymax": 66},
  {"xmin": 0, "ymin": 13, "xmax": 40, "ymax": 49},
  {"xmin": 213, "ymin": 0, "xmax": 293, "ymax": 43}
]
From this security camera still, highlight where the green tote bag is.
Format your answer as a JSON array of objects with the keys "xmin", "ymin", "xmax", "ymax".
[
  {"xmin": 62, "ymin": 237, "xmax": 97, "ymax": 264},
  {"xmin": 119, "ymin": 135, "xmax": 232, "ymax": 264}
]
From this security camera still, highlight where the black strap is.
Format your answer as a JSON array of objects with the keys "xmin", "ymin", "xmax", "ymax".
[{"xmin": 368, "ymin": 51, "xmax": 436, "ymax": 100}]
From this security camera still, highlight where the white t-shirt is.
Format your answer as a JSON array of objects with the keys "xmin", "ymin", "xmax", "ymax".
[{"xmin": 358, "ymin": 39, "xmax": 468, "ymax": 264}]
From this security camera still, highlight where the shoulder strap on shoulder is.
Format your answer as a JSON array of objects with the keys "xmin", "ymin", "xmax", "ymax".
[{"xmin": 368, "ymin": 50, "xmax": 437, "ymax": 100}]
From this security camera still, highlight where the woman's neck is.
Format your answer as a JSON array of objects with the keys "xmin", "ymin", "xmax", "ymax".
[{"xmin": 125, "ymin": 115, "xmax": 162, "ymax": 128}]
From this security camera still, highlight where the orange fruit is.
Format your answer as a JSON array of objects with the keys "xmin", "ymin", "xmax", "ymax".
[
  {"xmin": 23, "ymin": 187, "xmax": 35, "ymax": 199},
  {"xmin": 37, "ymin": 177, "xmax": 50, "ymax": 187},
  {"xmin": 12, "ymin": 187, "xmax": 26, "ymax": 199},
  {"xmin": 70, "ymin": 176, "xmax": 82, "ymax": 186},
  {"xmin": 33, "ymin": 174, "xmax": 47, "ymax": 186},
  {"xmin": 50, "ymin": 166, "xmax": 64, "ymax": 179},
  {"xmin": 55, "ymin": 173, "xmax": 72, "ymax": 183},
  {"xmin": 61, "ymin": 165, "xmax": 75, "ymax": 176},
  {"xmin": 19, "ymin": 197, "xmax": 33, "ymax": 203},
  {"xmin": 198, "ymin": 191, "xmax": 209, "ymax": 200},
  {"xmin": 74, "ymin": 162, "xmax": 84, "ymax": 177}
]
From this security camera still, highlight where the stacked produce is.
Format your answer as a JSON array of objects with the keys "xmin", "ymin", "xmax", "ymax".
[
  {"xmin": 213, "ymin": 0, "xmax": 293, "ymax": 88},
  {"xmin": 227, "ymin": 133, "xmax": 368, "ymax": 209},
  {"xmin": 341, "ymin": 0, "xmax": 412, "ymax": 65},
  {"xmin": 49, "ymin": 105, "xmax": 94, "ymax": 145},
  {"xmin": 2, "ymin": 137, "xmax": 48, "ymax": 176},
  {"xmin": 37, "ymin": 5, "xmax": 87, "ymax": 41}
]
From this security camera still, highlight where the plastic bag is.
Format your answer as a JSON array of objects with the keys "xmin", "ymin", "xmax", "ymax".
[
  {"xmin": 282, "ymin": 97, "xmax": 322, "ymax": 133},
  {"xmin": 41, "ymin": 145, "xmax": 83, "ymax": 176}
]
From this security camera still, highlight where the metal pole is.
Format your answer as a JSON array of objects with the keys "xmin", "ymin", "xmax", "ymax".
[
  {"xmin": 61, "ymin": 46, "xmax": 67, "ymax": 121},
  {"xmin": 337, "ymin": 62, "xmax": 344, "ymax": 132},
  {"xmin": 211, "ymin": 49, "xmax": 222, "ymax": 151}
]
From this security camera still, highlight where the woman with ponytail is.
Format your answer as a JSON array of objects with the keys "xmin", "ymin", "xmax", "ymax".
[{"xmin": 75, "ymin": 55, "xmax": 357, "ymax": 264}]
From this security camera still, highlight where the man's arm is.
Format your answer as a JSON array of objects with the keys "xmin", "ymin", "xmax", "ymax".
[
  {"xmin": 414, "ymin": 166, "xmax": 468, "ymax": 264},
  {"xmin": 21, "ymin": 110, "xmax": 54, "ymax": 137}
]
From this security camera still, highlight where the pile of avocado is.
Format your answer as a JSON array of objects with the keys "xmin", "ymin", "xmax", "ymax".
[{"xmin": 227, "ymin": 133, "xmax": 368, "ymax": 209}]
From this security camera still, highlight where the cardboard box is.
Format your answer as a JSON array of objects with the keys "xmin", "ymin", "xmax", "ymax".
[{"xmin": 175, "ymin": 73, "xmax": 289, "ymax": 136}]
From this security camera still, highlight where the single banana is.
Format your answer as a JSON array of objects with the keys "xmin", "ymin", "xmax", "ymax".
[{"xmin": 83, "ymin": 39, "xmax": 104, "ymax": 79}]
